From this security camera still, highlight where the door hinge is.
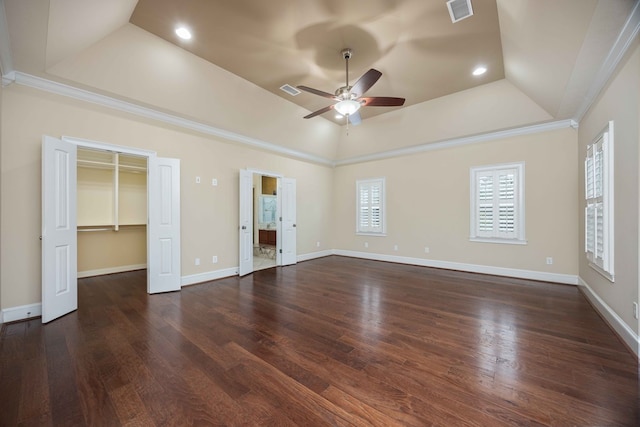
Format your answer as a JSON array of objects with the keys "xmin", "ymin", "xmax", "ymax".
[
  {"xmin": 279, "ymin": 249, "xmax": 282, "ymax": 253},
  {"xmin": 279, "ymin": 216, "xmax": 282, "ymax": 221}
]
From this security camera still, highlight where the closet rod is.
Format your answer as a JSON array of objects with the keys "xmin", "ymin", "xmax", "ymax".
[{"xmin": 77, "ymin": 225, "xmax": 147, "ymax": 232}]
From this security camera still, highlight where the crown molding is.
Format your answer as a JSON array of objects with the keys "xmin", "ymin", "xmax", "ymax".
[
  {"xmin": 10, "ymin": 72, "xmax": 335, "ymax": 167},
  {"xmin": 1, "ymin": 69, "xmax": 14, "ymax": 86},
  {"xmin": 572, "ymin": 0, "xmax": 640, "ymax": 122},
  {"xmin": 5, "ymin": 72, "xmax": 583, "ymax": 169},
  {"xmin": 0, "ymin": 0, "xmax": 14, "ymax": 79},
  {"xmin": 334, "ymin": 119, "xmax": 578, "ymax": 166}
]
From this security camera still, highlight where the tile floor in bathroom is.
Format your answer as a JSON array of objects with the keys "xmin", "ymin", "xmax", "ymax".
[{"xmin": 253, "ymin": 244, "xmax": 277, "ymax": 271}]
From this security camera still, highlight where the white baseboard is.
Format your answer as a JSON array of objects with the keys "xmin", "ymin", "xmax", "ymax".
[
  {"xmin": 1, "ymin": 303, "xmax": 42, "ymax": 324},
  {"xmin": 297, "ymin": 250, "xmax": 333, "ymax": 262},
  {"xmin": 180, "ymin": 251, "xmax": 333, "ymax": 287},
  {"xmin": 78, "ymin": 264, "xmax": 147, "ymax": 278},
  {"xmin": 332, "ymin": 250, "xmax": 579, "ymax": 285},
  {"xmin": 181, "ymin": 267, "xmax": 239, "ymax": 287},
  {"xmin": 578, "ymin": 277, "xmax": 639, "ymax": 357}
]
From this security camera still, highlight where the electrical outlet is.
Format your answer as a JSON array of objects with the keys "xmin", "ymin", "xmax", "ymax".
[
  {"xmin": 364, "ymin": 242, "xmax": 369, "ymax": 248},
  {"xmin": 633, "ymin": 302, "xmax": 639, "ymax": 320},
  {"xmin": 546, "ymin": 257, "xmax": 553, "ymax": 265},
  {"xmin": 212, "ymin": 178, "xmax": 218, "ymax": 186},
  {"xmin": 212, "ymin": 256, "xmax": 218, "ymax": 264},
  {"xmin": 424, "ymin": 246, "xmax": 430, "ymax": 253},
  {"xmin": 195, "ymin": 176, "xmax": 201, "ymax": 184},
  {"xmin": 316, "ymin": 241, "xmax": 320, "ymax": 247},
  {"xmin": 195, "ymin": 258, "xmax": 200, "ymax": 266},
  {"xmin": 393, "ymin": 245, "xmax": 398, "ymax": 251}
]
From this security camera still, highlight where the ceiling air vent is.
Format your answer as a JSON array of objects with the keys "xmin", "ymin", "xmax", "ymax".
[
  {"xmin": 280, "ymin": 84, "xmax": 301, "ymax": 96},
  {"xmin": 447, "ymin": 0, "xmax": 474, "ymax": 23}
]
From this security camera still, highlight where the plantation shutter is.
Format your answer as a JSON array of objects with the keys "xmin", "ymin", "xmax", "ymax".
[
  {"xmin": 359, "ymin": 184, "xmax": 370, "ymax": 230},
  {"xmin": 585, "ymin": 135, "xmax": 606, "ymax": 268},
  {"xmin": 357, "ymin": 178, "xmax": 385, "ymax": 234},
  {"xmin": 497, "ymin": 170, "xmax": 516, "ymax": 238},
  {"xmin": 474, "ymin": 168, "xmax": 518, "ymax": 239},
  {"xmin": 477, "ymin": 174, "xmax": 494, "ymax": 234}
]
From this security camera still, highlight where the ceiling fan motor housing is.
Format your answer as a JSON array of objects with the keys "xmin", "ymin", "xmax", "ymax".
[{"xmin": 335, "ymin": 86, "xmax": 356, "ymax": 99}]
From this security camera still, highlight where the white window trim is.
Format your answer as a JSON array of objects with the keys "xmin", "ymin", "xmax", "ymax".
[
  {"xmin": 356, "ymin": 177, "xmax": 386, "ymax": 236},
  {"xmin": 470, "ymin": 162, "xmax": 526, "ymax": 244},
  {"xmin": 585, "ymin": 121, "xmax": 614, "ymax": 282}
]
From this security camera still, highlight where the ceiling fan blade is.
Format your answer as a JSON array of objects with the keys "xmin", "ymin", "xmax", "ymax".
[
  {"xmin": 360, "ymin": 97, "xmax": 406, "ymax": 107},
  {"xmin": 350, "ymin": 69, "xmax": 382, "ymax": 97},
  {"xmin": 297, "ymin": 85, "xmax": 338, "ymax": 99},
  {"xmin": 303, "ymin": 104, "xmax": 334, "ymax": 119},
  {"xmin": 348, "ymin": 111, "xmax": 362, "ymax": 126}
]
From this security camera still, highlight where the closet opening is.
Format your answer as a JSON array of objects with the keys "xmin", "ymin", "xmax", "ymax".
[{"xmin": 77, "ymin": 147, "xmax": 148, "ymax": 281}]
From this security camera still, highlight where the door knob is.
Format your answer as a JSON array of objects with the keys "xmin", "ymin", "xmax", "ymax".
[
  {"xmin": 241, "ymin": 226, "xmax": 247, "ymax": 230},
  {"xmin": 293, "ymin": 224, "xmax": 296, "ymax": 228}
]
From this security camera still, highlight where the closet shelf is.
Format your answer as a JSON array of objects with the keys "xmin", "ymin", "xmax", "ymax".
[
  {"xmin": 78, "ymin": 224, "xmax": 146, "ymax": 232},
  {"xmin": 77, "ymin": 159, "xmax": 146, "ymax": 172},
  {"xmin": 77, "ymin": 159, "xmax": 115, "ymax": 170}
]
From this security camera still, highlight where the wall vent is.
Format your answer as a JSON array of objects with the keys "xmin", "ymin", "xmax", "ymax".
[
  {"xmin": 280, "ymin": 84, "xmax": 301, "ymax": 96},
  {"xmin": 447, "ymin": 0, "xmax": 474, "ymax": 23}
]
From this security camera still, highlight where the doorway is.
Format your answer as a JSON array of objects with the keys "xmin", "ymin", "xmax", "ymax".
[
  {"xmin": 238, "ymin": 169, "xmax": 296, "ymax": 276},
  {"xmin": 254, "ymin": 174, "xmax": 278, "ymax": 271},
  {"xmin": 41, "ymin": 136, "xmax": 181, "ymax": 323},
  {"xmin": 76, "ymin": 147, "xmax": 148, "ymax": 278}
]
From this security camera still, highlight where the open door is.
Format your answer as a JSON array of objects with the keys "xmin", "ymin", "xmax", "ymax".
[
  {"xmin": 148, "ymin": 157, "xmax": 181, "ymax": 293},
  {"xmin": 42, "ymin": 136, "xmax": 78, "ymax": 323},
  {"xmin": 238, "ymin": 169, "xmax": 253, "ymax": 276},
  {"xmin": 281, "ymin": 177, "xmax": 297, "ymax": 266}
]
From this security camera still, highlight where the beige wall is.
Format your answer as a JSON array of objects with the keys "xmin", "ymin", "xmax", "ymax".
[
  {"xmin": 578, "ymin": 41, "xmax": 639, "ymax": 334},
  {"xmin": 0, "ymin": 78, "xmax": 3, "ymax": 312},
  {"xmin": 332, "ymin": 127, "xmax": 579, "ymax": 276},
  {"xmin": 335, "ymin": 79, "xmax": 553, "ymax": 161},
  {"xmin": 0, "ymin": 83, "xmax": 334, "ymax": 309},
  {"xmin": 78, "ymin": 227, "xmax": 146, "ymax": 274}
]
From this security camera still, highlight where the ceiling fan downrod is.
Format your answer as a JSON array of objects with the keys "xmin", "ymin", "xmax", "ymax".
[{"xmin": 342, "ymin": 48, "xmax": 352, "ymax": 90}]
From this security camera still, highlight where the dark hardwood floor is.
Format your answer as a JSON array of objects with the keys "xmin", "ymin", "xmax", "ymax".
[{"xmin": 1, "ymin": 256, "xmax": 638, "ymax": 426}]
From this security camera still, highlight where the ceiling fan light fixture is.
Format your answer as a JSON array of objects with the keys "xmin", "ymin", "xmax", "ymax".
[{"xmin": 334, "ymin": 99, "xmax": 361, "ymax": 116}]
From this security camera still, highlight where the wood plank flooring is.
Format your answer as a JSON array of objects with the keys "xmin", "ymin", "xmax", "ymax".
[{"xmin": 1, "ymin": 256, "xmax": 638, "ymax": 426}]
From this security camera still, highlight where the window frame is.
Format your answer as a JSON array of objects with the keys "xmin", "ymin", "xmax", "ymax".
[
  {"xmin": 356, "ymin": 177, "xmax": 387, "ymax": 236},
  {"xmin": 585, "ymin": 121, "xmax": 614, "ymax": 282},
  {"xmin": 469, "ymin": 162, "xmax": 526, "ymax": 245}
]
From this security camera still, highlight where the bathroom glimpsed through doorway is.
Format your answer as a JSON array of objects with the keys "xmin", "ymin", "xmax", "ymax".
[{"xmin": 253, "ymin": 175, "xmax": 277, "ymax": 271}]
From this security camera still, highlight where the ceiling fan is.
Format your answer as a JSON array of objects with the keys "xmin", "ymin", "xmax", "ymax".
[{"xmin": 297, "ymin": 48, "xmax": 405, "ymax": 125}]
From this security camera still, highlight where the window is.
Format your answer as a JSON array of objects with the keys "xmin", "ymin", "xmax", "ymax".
[
  {"xmin": 585, "ymin": 121, "xmax": 614, "ymax": 281},
  {"xmin": 357, "ymin": 178, "xmax": 386, "ymax": 235},
  {"xmin": 470, "ymin": 162, "xmax": 525, "ymax": 244}
]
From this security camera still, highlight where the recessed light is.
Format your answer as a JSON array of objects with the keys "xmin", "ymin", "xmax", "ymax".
[
  {"xmin": 175, "ymin": 27, "xmax": 192, "ymax": 40},
  {"xmin": 472, "ymin": 66, "xmax": 487, "ymax": 76}
]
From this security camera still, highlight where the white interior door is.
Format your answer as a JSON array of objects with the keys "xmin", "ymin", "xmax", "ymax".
[
  {"xmin": 148, "ymin": 157, "xmax": 181, "ymax": 293},
  {"xmin": 239, "ymin": 169, "xmax": 253, "ymax": 276},
  {"xmin": 281, "ymin": 177, "xmax": 297, "ymax": 266},
  {"xmin": 41, "ymin": 136, "xmax": 78, "ymax": 323}
]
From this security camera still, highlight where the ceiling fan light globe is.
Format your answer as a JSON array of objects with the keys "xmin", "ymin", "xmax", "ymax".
[{"xmin": 335, "ymin": 99, "xmax": 361, "ymax": 116}]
